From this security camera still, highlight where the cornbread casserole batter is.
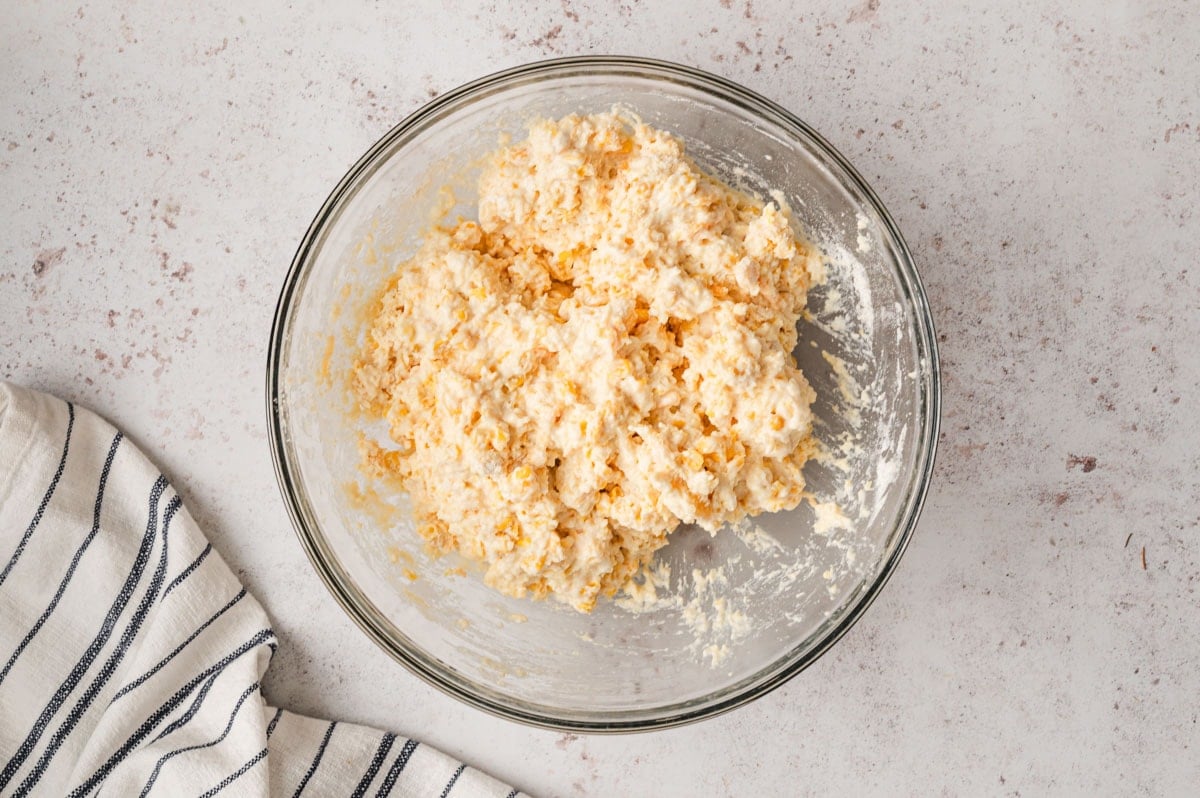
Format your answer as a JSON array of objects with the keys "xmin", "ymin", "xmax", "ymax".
[{"xmin": 354, "ymin": 111, "xmax": 820, "ymax": 612}]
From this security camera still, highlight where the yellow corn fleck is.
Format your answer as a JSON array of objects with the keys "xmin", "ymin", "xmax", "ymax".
[
  {"xmin": 402, "ymin": 568, "xmax": 418, "ymax": 581},
  {"xmin": 497, "ymin": 515, "xmax": 520, "ymax": 538}
]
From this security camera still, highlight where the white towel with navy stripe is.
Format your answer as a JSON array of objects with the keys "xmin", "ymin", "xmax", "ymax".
[{"xmin": 0, "ymin": 382, "xmax": 527, "ymax": 798}]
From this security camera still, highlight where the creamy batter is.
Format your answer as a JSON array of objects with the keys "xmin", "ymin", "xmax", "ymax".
[{"xmin": 353, "ymin": 111, "xmax": 821, "ymax": 612}]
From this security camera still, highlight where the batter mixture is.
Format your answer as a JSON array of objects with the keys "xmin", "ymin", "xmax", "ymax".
[{"xmin": 353, "ymin": 111, "xmax": 821, "ymax": 612}]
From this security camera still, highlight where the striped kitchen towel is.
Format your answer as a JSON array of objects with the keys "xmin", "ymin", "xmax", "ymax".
[{"xmin": 0, "ymin": 382, "xmax": 526, "ymax": 797}]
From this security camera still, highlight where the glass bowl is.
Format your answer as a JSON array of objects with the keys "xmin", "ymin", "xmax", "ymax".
[{"xmin": 267, "ymin": 56, "xmax": 939, "ymax": 731}]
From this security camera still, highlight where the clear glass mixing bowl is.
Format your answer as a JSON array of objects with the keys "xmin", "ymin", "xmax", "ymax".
[{"xmin": 267, "ymin": 56, "xmax": 939, "ymax": 731}]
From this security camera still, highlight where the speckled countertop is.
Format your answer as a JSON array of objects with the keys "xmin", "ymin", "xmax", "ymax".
[{"xmin": 3, "ymin": 1, "xmax": 1197, "ymax": 794}]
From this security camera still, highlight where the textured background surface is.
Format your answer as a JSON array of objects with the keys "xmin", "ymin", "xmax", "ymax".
[{"xmin": 2, "ymin": 1, "xmax": 1197, "ymax": 794}]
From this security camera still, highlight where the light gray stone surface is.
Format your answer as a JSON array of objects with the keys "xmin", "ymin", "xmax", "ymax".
[{"xmin": 2, "ymin": 1, "xmax": 1197, "ymax": 794}]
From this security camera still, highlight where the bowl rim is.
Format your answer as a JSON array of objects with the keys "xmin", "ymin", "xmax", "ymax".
[{"xmin": 266, "ymin": 54, "xmax": 941, "ymax": 733}]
